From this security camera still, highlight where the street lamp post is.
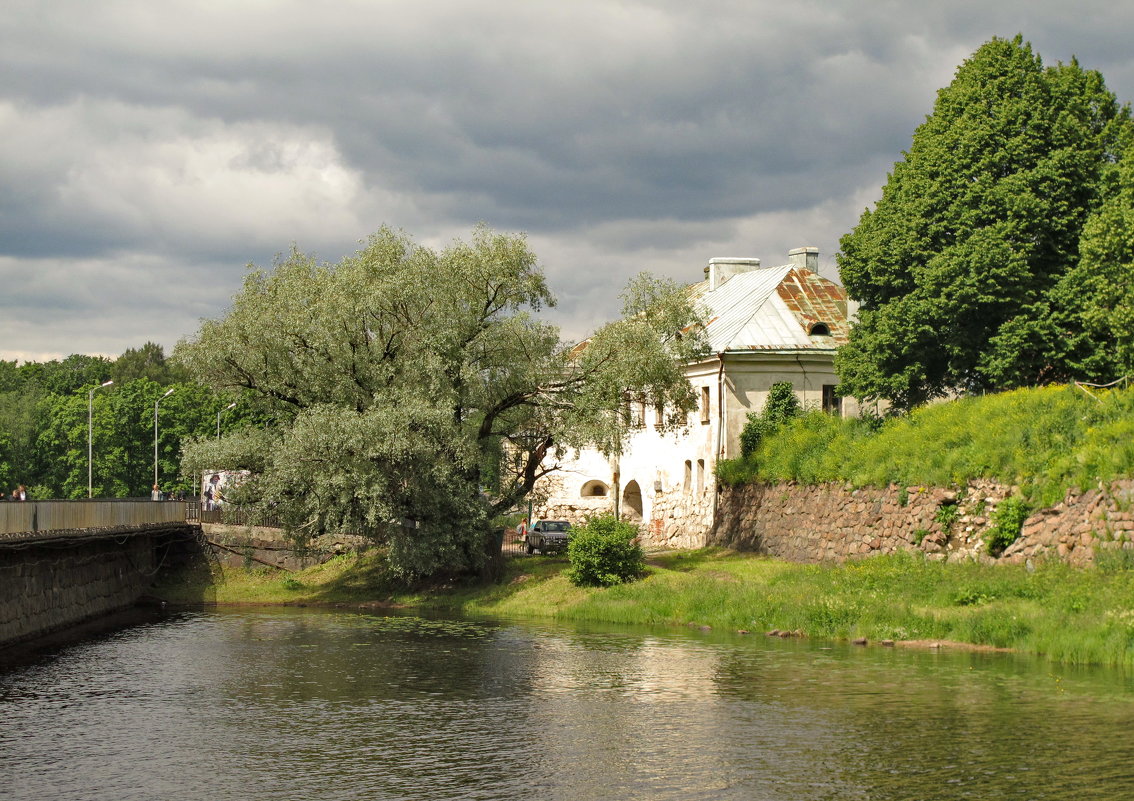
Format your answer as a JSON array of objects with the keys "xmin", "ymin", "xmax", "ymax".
[
  {"xmin": 217, "ymin": 401, "xmax": 237, "ymax": 439},
  {"xmin": 154, "ymin": 387, "xmax": 175, "ymax": 489},
  {"xmin": 88, "ymin": 380, "xmax": 113, "ymax": 498}
]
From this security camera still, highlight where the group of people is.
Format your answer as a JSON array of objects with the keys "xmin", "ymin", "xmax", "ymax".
[
  {"xmin": 151, "ymin": 484, "xmax": 188, "ymax": 501},
  {"xmin": 1, "ymin": 485, "xmax": 28, "ymax": 501}
]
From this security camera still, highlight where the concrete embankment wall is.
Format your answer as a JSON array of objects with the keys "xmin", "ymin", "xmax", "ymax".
[
  {"xmin": 0, "ymin": 526, "xmax": 195, "ymax": 647},
  {"xmin": 710, "ymin": 479, "xmax": 1134, "ymax": 566}
]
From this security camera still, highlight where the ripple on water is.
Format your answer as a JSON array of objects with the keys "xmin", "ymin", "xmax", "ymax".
[{"xmin": 3, "ymin": 609, "xmax": 1134, "ymax": 801}]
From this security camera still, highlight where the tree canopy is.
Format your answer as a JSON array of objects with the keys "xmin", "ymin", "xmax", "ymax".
[
  {"xmin": 176, "ymin": 226, "xmax": 705, "ymax": 579},
  {"xmin": 836, "ymin": 36, "xmax": 1132, "ymax": 409}
]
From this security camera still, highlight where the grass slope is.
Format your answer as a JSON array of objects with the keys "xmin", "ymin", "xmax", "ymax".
[
  {"xmin": 718, "ymin": 384, "xmax": 1134, "ymax": 507},
  {"xmin": 153, "ymin": 547, "xmax": 1134, "ymax": 668}
]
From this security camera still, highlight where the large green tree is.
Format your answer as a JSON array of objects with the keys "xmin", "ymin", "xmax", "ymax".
[
  {"xmin": 836, "ymin": 36, "xmax": 1131, "ymax": 408},
  {"xmin": 176, "ymin": 226, "xmax": 705, "ymax": 579},
  {"xmin": 1056, "ymin": 130, "xmax": 1134, "ymax": 379}
]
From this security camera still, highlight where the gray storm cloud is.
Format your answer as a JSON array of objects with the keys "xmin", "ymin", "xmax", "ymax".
[{"xmin": 3, "ymin": 0, "xmax": 1134, "ymax": 357}]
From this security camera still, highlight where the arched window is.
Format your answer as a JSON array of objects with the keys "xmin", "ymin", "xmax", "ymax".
[
  {"xmin": 809, "ymin": 323, "xmax": 831, "ymax": 336},
  {"xmin": 580, "ymin": 480, "xmax": 609, "ymax": 498}
]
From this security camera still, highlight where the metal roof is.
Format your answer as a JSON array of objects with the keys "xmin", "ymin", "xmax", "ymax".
[{"xmin": 689, "ymin": 264, "xmax": 849, "ymax": 353}]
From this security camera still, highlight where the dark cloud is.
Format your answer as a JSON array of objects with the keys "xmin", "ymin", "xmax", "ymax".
[{"xmin": 3, "ymin": 0, "xmax": 1134, "ymax": 358}]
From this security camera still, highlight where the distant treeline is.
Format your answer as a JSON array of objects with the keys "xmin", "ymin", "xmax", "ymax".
[{"xmin": 0, "ymin": 343, "xmax": 256, "ymax": 498}]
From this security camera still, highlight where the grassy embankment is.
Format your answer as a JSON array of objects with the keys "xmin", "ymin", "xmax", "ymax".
[
  {"xmin": 716, "ymin": 383, "xmax": 1134, "ymax": 508},
  {"xmin": 153, "ymin": 545, "xmax": 1134, "ymax": 668},
  {"xmin": 151, "ymin": 384, "xmax": 1134, "ymax": 667}
]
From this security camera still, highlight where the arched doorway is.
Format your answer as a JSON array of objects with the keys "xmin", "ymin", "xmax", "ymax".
[{"xmin": 622, "ymin": 480, "xmax": 643, "ymax": 523}]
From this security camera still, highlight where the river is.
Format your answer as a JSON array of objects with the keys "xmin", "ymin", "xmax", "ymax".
[{"xmin": 2, "ymin": 608, "xmax": 1134, "ymax": 800}]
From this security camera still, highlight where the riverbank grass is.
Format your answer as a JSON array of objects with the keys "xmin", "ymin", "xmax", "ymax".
[{"xmin": 153, "ymin": 548, "xmax": 1134, "ymax": 667}]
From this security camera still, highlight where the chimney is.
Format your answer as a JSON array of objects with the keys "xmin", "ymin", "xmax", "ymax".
[
  {"xmin": 707, "ymin": 257, "xmax": 761, "ymax": 291},
  {"xmin": 788, "ymin": 246, "xmax": 819, "ymax": 272}
]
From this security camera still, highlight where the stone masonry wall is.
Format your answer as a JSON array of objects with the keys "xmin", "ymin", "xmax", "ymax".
[
  {"xmin": 0, "ymin": 535, "xmax": 157, "ymax": 646},
  {"xmin": 711, "ymin": 479, "xmax": 1134, "ymax": 566},
  {"xmin": 535, "ymin": 489, "xmax": 714, "ymax": 550},
  {"xmin": 202, "ymin": 524, "xmax": 367, "ymax": 570}
]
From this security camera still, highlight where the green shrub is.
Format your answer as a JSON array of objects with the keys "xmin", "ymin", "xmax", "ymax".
[
  {"xmin": 934, "ymin": 502, "xmax": 960, "ymax": 530},
  {"xmin": 566, "ymin": 515, "xmax": 645, "ymax": 587},
  {"xmin": 987, "ymin": 495, "xmax": 1030, "ymax": 555},
  {"xmin": 740, "ymin": 381, "xmax": 802, "ymax": 458}
]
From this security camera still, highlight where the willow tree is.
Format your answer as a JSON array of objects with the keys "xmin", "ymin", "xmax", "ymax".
[
  {"xmin": 836, "ymin": 36, "xmax": 1130, "ymax": 409},
  {"xmin": 176, "ymin": 226, "xmax": 705, "ymax": 579}
]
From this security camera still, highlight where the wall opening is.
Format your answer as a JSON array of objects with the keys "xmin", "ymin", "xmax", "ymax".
[
  {"xmin": 580, "ymin": 480, "xmax": 609, "ymax": 498},
  {"xmin": 622, "ymin": 481, "xmax": 643, "ymax": 522}
]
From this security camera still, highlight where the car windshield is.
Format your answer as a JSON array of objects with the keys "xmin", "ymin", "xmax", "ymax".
[{"xmin": 542, "ymin": 521, "xmax": 570, "ymax": 532}]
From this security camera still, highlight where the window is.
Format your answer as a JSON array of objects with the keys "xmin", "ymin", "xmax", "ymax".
[
  {"xmin": 654, "ymin": 401, "xmax": 666, "ymax": 428},
  {"xmin": 626, "ymin": 395, "xmax": 645, "ymax": 428},
  {"xmin": 822, "ymin": 384, "xmax": 842, "ymax": 415},
  {"xmin": 683, "ymin": 460, "xmax": 692, "ymax": 493},
  {"xmin": 700, "ymin": 386, "xmax": 710, "ymax": 424},
  {"xmin": 810, "ymin": 323, "xmax": 831, "ymax": 336},
  {"xmin": 696, "ymin": 459, "xmax": 705, "ymax": 493}
]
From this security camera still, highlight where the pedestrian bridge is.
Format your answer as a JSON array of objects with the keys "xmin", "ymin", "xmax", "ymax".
[
  {"xmin": 0, "ymin": 500, "xmax": 199, "ymax": 649},
  {"xmin": 0, "ymin": 499, "xmax": 189, "ymax": 542}
]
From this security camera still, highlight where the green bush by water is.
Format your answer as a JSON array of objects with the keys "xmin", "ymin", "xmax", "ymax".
[
  {"xmin": 566, "ymin": 515, "xmax": 646, "ymax": 587},
  {"xmin": 718, "ymin": 385, "xmax": 1134, "ymax": 504}
]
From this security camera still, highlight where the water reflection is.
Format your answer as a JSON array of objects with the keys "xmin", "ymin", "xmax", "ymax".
[{"xmin": 2, "ymin": 609, "xmax": 1134, "ymax": 800}]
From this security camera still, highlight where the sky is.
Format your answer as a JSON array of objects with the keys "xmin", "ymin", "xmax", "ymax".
[{"xmin": 3, "ymin": 1, "xmax": 1134, "ymax": 362}]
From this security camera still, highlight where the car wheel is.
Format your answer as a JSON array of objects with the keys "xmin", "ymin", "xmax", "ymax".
[{"xmin": 525, "ymin": 541, "xmax": 533, "ymax": 555}]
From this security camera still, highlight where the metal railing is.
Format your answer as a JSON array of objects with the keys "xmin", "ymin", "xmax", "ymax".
[
  {"xmin": 0, "ymin": 498, "xmax": 547, "ymax": 557},
  {"xmin": 0, "ymin": 500, "xmax": 186, "ymax": 539}
]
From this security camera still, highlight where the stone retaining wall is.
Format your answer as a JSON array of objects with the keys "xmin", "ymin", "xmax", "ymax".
[
  {"xmin": 202, "ymin": 524, "xmax": 368, "ymax": 570},
  {"xmin": 0, "ymin": 534, "xmax": 159, "ymax": 646},
  {"xmin": 711, "ymin": 479, "xmax": 1134, "ymax": 566}
]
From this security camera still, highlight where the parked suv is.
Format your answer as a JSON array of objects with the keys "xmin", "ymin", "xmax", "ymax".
[{"xmin": 525, "ymin": 520, "xmax": 572, "ymax": 555}]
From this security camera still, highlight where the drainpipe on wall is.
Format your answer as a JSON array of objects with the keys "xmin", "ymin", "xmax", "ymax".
[{"xmin": 794, "ymin": 354, "xmax": 810, "ymax": 397}]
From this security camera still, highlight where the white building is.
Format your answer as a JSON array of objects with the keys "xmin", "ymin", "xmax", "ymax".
[{"xmin": 534, "ymin": 247, "xmax": 852, "ymax": 548}]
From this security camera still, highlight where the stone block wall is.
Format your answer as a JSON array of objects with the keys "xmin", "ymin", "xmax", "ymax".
[
  {"xmin": 202, "ymin": 524, "xmax": 367, "ymax": 570},
  {"xmin": 1001, "ymin": 479, "xmax": 1134, "ymax": 567},
  {"xmin": 644, "ymin": 489, "xmax": 714, "ymax": 549},
  {"xmin": 711, "ymin": 479, "xmax": 1134, "ymax": 566},
  {"xmin": 0, "ymin": 535, "xmax": 157, "ymax": 646},
  {"xmin": 535, "ymin": 489, "xmax": 714, "ymax": 549}
]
